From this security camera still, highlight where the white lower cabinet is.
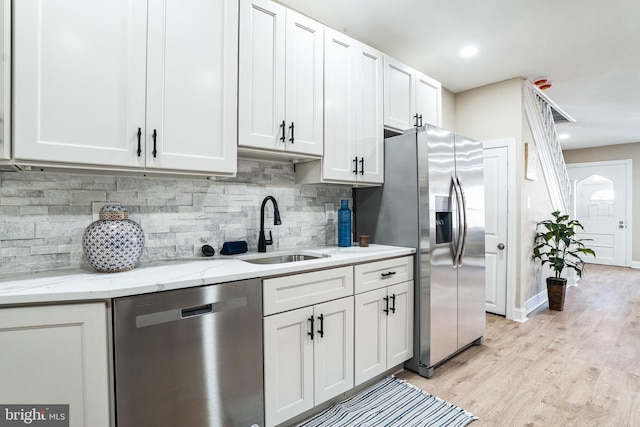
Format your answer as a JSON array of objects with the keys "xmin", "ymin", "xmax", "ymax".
[
  {"xmin": 263, "ymin": 256, "xmax": 414, "ymax": 426},
  {"xmin": 0, "ymin": 302, "xmax": 111, "ymax": 427},
  {"xmin": 264, "ymin": 296, "xmax": 354, "ymax": 427},
  {"xmin": 354, "ymin": 281, "xmax": 414, "ymax": 386}
]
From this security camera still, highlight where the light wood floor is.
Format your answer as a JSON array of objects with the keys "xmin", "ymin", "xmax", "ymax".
[{"xmin": 398, "ymin": 264, "xmax": 640, "ymax": 426}]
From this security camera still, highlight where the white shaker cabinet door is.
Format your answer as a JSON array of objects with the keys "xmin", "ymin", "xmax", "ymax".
[
  {"xmin": 313, "ymin": 296, "xmax": 354, "ymax": 405},
  {"xmin": 383, "ymin": 55, "xmax": 415, "ymax": 131},
  {"xmin": 264, "ymin": 306, "xmax": 314, "ymax": 427},
  {"xmin": 145, "ymin": 0, "xmax": 238, "ymax": 174},
  {"xmin": 416, "ymin": 71, "xmax": 442, "ymax": 127},
  {"xmin": 1, "ymin": 0, "xmax": 10, "ymax": 163},
  {"xmin": 13, "ymin": 0, "xmax": 147, "ymax": 167},
  {"xmin": 0, "ymin": 303, "xmax": 111, "ymax": 427},
  {"xmin": 284, "ymin": 10, "xmax": 324, "ymax": 156},
  {"xmin": 354, "ymin": 287, "xmax": 388, "ymax": 386},
  {"xmin": 357, "ymin": 43, "xmax": 384, "ymax": 184},
  {"xmin": 238, "ymin": 0, "xmax": 286, "ymax": 151},
  {"xmin": 354, "ymin": 281, "xmax": 414, "ymax": 386},
  {"xmin": 386, "ymin": 281, "xmax": 414, "ymax": 367},
  {"xmin": 322, "ymin": 28, "xmax": 358, "ymax": 182}
]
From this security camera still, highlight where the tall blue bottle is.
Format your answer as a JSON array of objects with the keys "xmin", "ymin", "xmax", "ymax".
[{"xmin": 338, "ymin": 199, "xmax": 352, "ymax": 247}]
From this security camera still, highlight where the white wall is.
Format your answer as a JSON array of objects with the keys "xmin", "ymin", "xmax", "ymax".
[
  {"xmin": 441, "ymin": 87, "xmax": 456, "ymax": 132},
  {"xmin": 454, "ymin": 77, "xmax": 554, "ymax": 310}
]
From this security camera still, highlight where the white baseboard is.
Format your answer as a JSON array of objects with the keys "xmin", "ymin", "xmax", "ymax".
[
  {"xmin": 511, "ymin": 307, "xmax": 528, "ymax": 323},
  {"xmin": 511, "ymin": 289, "xmax": 558, "ymax": 323},
  {"xmin": 632, "ymin": 261, "xmax": 640, "ymax": 269}
]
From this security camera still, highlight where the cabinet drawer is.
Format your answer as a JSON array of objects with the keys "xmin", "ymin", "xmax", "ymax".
[
  {"xmin": 263, "ymin": 267, "xmax": 353, "ymax": 315},
  {"xmin": 354, "ymin": 256, "xmax": 413, "ymax": 294}
]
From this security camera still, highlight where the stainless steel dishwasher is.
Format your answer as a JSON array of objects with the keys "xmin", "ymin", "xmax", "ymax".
[{"xmin": 113, "ymin": 278, "xmax": 264, "ymax": 427}]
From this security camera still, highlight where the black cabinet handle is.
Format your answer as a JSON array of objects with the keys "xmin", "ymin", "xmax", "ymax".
[
  {"xmin": 317, "ymin": 313, "xmax": 324, "ymax": 338},
  {"xmin": 413, "ymin": 113, "xmax": 419, "ymax": 127},
  {"xmin": 280, "ymin": 121, "xmax": 286, "ymax": 143},
  {"xmin": 353, "ymin": 157, "xmax": 359, "ymax": 175},
  {"xmin": 381, "ymin": 271, "xmax": 396, "ymax": 278},
  {"xmin": 419, "ymin": 114, "xmax": 423, "ymax": 127},
  {"xmin": 152, "ymin": 129, "xmax": 158, "ymax": 158},
  {"xmin": 383, "ymin": 296, "xmax": 389, "ymax": 315},
  {"xmin": 136, "ymin": 128, "xmax": 142, "ymax": 157},
  {"xmin": 289, "ymin": 122, "xmax": 295, "ymax": 144},
  {"xmin": 359, "ymin": 157, "xmax": 364, "ymax": 175},
  {"xmin": 390, "ymin": 294, "xmax": 396, "ymax": 314},
  {"xmin": 308, "ymin": 316, "xmax": 314, "ymax": 340}
]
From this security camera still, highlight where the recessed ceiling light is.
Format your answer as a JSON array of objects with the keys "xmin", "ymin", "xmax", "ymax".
[
  {"xmin": 460, "ymin": 46, "xmax": 478, "ymax": 58},
  {"xmin": 558, "ymin": 133, "xmax": 570, "ymax": 140}
]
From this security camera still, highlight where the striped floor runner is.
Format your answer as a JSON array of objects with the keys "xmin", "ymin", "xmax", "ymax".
[{"xmin": 297, "ymin": 376, "xmax": 477, "ymax": 427}]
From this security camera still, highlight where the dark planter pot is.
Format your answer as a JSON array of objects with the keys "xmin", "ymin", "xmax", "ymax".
[{"xmin": 546, "ymin": 277, "xmax": 567, "ymax": 311}]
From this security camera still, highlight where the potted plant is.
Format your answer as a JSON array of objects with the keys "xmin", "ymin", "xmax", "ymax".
[{"xmin": 532, "ymin": 210, "xmax": 596, "ymax": 311}]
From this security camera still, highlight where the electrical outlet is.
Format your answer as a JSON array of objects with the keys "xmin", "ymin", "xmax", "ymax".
[{"xmin": 325, "ymin": 203, "xmax": 335, "ymax": 221}]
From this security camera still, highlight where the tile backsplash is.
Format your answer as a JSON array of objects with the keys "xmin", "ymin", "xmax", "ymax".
[{"xmin": 0, "ymin": 159, "xmax": 352, "ymax": 275}]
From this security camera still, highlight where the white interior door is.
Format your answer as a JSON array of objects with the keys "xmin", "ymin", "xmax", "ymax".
[
  {"xmin": 567, "ymin": 160, "xmax": 631, "ymax": 267},
  {"xmin": 483, "ymin": 144, "xmax": 508, "ymax": 315}
]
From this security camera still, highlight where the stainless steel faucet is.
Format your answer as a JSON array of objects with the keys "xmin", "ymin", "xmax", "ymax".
[{"xmin": 258, "ymin": 196, "xmax": 282, "ymax": 252}]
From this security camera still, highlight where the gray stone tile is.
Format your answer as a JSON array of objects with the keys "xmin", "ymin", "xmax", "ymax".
[{"xmin": 0, "ymin": 159, "xmax": 351, "ymax": 275}]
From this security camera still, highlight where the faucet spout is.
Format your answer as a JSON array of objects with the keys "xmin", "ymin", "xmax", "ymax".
[{"xmin": 258, "ymin": 196, "xmax": 282, "ymax": 252}]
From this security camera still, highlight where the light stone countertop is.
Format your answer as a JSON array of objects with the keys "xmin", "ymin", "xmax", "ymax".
[{"xmin": 0, "ymin": 245, "xmax": 415, "ymax": 306}]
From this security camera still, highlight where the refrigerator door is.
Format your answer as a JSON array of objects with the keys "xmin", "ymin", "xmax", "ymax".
[
  {"xmin": 424, "ymin": 125, "xmax": 458, "ymax": 367},
  {"xmin": 454, "ymin": 134, "xmax": 486, "ymax": 346}
]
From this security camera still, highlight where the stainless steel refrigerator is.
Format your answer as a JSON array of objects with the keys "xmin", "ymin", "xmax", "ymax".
[{"xmin": 354, "ymin": 124, "xmax": 485, "ymax": 378}]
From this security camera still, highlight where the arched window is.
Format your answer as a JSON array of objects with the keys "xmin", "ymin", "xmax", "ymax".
[{"xmin": 576, "ymin": 174, "xmax": 614, "ymax": 219}]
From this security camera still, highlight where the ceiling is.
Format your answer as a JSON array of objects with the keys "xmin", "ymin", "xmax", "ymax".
[{"xmin": 278, "ymin": 0, "xmax": 640, "ymax": 150}]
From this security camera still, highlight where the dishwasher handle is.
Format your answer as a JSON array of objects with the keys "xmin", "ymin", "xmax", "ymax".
[
  {"xmin": 135, "ymin": 296, "xmax": 248, "ymax": 328},
  {"xmin": 182, "ymin": 303, "xmax": 213, "ymax": 318}
]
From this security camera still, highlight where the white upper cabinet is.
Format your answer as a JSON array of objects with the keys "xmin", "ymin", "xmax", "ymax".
[
  {"xmin": 415, "ymin": 71, "xmax": 442, "ymax": 129},
  {"xmin": 296, "ymin": 28, "xmax": 383, "ymax": 185},
  {"xmin": 357, "ymin": 43, "xmax": 385, "ymax": 184},
  {"xmin": 238, "ymin": 0, "xmax": 323, "ymax": 158},
  {"xmin": 383, "ymin": 55, "xmax": 441, "ymax": 131},
  {"xmin": 13, "ymin": 0, "xmax": 237, "ymax": 176},
  {"xmin": 14, "ymin": 0, "xmax": 147, "ymax": 168},
  {"xmin": 145, "ymin": 0, "xmax": 238, "ymax": 174},
  {"xmin": 1, "ymin": 0, "xmax": 11, "ymax": 166},
  {"xmin": 320, "ymin": 29, "xmax": 358, "ymax": 182}
]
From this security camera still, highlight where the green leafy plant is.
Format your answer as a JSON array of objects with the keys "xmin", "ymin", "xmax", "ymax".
[{"xmin": 533, "ymin": 211, "xmax": 596, "ymax": 278}]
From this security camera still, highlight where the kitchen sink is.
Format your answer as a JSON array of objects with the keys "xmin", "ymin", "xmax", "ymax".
[{"xmin": 239, "ymin": 252, "xmax": 329, "ymax": 265}]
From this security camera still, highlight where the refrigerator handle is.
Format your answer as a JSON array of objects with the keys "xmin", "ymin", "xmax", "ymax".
[
  {"xmin": 456, "ymin": 176, "xmax": 469, "ymax": 266},
  {"xmin": 451, "ymin": 176, "xmax": 464, "ymax": 268}
]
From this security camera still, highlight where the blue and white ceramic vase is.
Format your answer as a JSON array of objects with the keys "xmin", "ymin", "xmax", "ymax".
[{"xmin": 82, "ymin": 204, "xmax": 145, "ymax": 273}]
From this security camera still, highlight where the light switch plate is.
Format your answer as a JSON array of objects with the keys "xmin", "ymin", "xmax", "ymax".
[{"xmin": 325, "ymin": 203, "xmax": 335, "ymax": 221}]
